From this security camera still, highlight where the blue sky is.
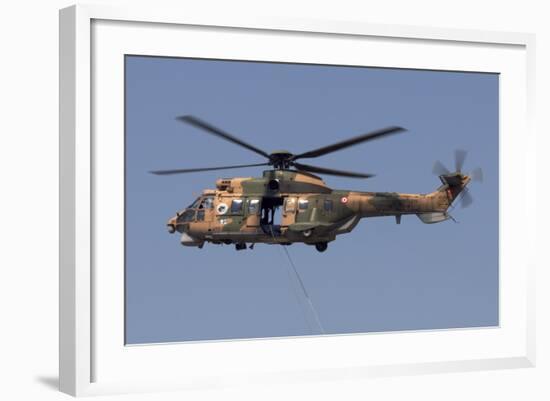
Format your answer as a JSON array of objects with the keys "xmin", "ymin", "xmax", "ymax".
[{"xmin": 125, "ymin": 56, "xmax": 499, "ymax": 344}]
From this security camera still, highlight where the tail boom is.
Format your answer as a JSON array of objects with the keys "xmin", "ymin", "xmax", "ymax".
[{"xmin": 346, "ymin": 173, "xmax": 471, "ymax": 223}]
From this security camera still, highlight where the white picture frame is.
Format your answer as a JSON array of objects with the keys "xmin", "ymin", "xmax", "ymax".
[{"xmin": 59, "ymin": 4, "xmax": 536, "ymax": 397}]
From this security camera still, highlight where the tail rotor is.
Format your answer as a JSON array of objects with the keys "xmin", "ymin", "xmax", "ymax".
[
  {"xmin": 454, "ymin": 149, "xmax": 467, "ymax": 173},
  {"xmin": 432, "ymin": 149, "xmax": 483, "ymax": 209},
  {"xmin": 432, "ymin": 160, "xmax": 450, "ymax": 176},
  {"xmin": 470, "ymin": 167, "xmax": 484, "ymax": 183},
  {"xmin": 457, "ymin": 187, "xmax": 474, "ymax": 208}
]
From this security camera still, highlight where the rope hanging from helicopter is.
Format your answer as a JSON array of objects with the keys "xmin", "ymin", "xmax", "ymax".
[{"xmin": 268, "ymin": 226, "xmax": 325, "ymax": 335}]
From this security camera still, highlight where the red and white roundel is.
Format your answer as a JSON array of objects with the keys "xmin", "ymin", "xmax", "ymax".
[{"xmin": 340, "ymin": 196, "xmax": 349, "ymax": 204}]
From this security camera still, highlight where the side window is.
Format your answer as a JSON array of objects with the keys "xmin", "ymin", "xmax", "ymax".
[
  {"xmin": 298, "ymin": 199, "xmax": 309, "ymax": 210},
  {"xmin": 324, "ymin": 199, "xmax": 333, "ymax": 212},
  {"xmin": 285, "ymin": 198, "xmax": 296, "ymax": 212},
  {"xmin": 196, "ymin": 209, "xmax": 205, "ymax": 221},
  {"xmin": 248, "ymin": 199, "xmax": 260, "ymax": 214},
  {"xmin": 231, "ymin": 199, "xmax": 243, "ymax": 214}
]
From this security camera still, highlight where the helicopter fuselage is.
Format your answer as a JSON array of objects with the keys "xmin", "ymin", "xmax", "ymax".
[{"xmin": 167, "ymin": 170, "xmax": 469, "ymax": 252}]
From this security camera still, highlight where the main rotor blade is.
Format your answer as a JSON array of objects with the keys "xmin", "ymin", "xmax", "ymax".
[
  {"xmin": 150, "ymin": 162, "xmax": 270, "ymax": 175},
  {"xmin": 455, "ymin": 149, "xmax": 467, "ymax": 172},
  {"xmin": 433, "ymin": 160, "xmax": 450, "ymax": 176},
  {"xmin": 177, "ymin": 115, "xmax": 271, "ymax": 159},
  {"xmin": 292, "ymin": 126, "xmax": 405, "ymax": 160},
  {"xmin": 292, "ymin": 162, "xmax": 374, "ymax": 178}
]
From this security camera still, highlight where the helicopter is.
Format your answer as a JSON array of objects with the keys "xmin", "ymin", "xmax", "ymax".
[{"xmin": 151, "ymin": 115, "xmax": 482, "ymax": 252}]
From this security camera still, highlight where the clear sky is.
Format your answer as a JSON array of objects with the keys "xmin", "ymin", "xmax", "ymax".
[{"xmin": 125, "ymin": 55, "xmax": 499, "ymax": 344}]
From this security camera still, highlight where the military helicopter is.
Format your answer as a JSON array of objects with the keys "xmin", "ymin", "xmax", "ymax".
[{"xmin": 151, "ymin": 116, "xmax": 482, "ymax": 252}]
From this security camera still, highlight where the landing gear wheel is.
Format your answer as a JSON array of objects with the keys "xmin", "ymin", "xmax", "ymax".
[
  {"xmin": 315, "ymin": 242, "xmax": 328, "ymax": 252},
  {"xmin": 235, "ymin": 243, "xmax": 247, "ymax": 251}
]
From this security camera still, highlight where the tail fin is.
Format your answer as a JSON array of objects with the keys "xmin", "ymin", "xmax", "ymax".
[
  {"xmin": 438, "ymin": 173, "xmax": 471, "ymax": 205},
  {"xmin": 417, "ymin": 173, "xmax": 471, "ymax": 224}
]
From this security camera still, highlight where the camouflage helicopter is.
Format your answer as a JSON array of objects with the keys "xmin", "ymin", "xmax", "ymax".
[{"xmin": 151, "ymin": 116, "xmax": 482, "ymax": 252}]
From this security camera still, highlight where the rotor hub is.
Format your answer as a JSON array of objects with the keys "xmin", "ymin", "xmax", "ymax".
[{"xmin": 268, "ymin": 150, "xmax": 294, "ymax": 169}]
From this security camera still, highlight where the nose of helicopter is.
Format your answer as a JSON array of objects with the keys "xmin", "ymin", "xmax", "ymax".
[
  {"xmin": 167, "ymin": 216, "xmax": 177, "ymax": 233},
  {"xmin": 167, "ymin": 209, "xmax": 195, "ymax": 233}
]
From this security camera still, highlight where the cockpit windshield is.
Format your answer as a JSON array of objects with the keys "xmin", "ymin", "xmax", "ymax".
[
  {"xmin": 188, "ymin": 197, "xmax": 201, "ymax": 209},
  {"xmin": 199, "ymin": 197, "xmax": 214, "ymax": 209},
  {"xmin": 188, "ymin": 196, "xmax": 214, "ymax": 210},
  {"xmin": 178, "ymin": 209, "xmax": 196, "ymax": 223}
]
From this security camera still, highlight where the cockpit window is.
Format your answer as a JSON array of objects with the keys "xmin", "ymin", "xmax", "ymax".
[
  {"xmin": 231, "ymin": 199, "xmax": 243, "ymax": 213},
  {"xmin": 188, "ymin": 197, "xmax": 201, "ymax": 209},
  {"xmin": 178, "ymin": 209, "xmax": 196, "ymax": 223},
  {"xmin": 200, "ymin": 197, "xmax": 214, "ymax": 209}
]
